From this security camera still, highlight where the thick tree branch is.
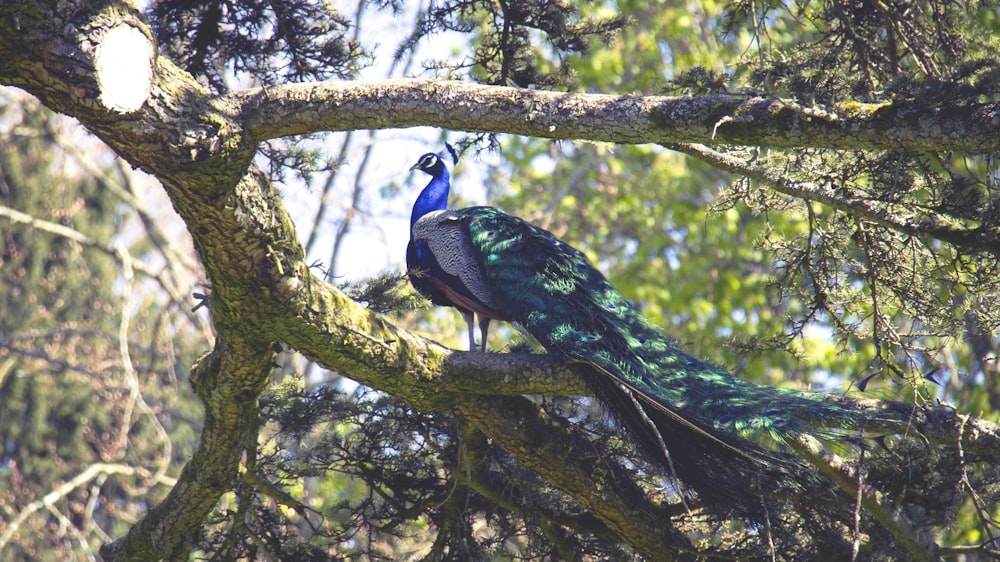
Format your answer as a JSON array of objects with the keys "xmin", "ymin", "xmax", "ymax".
[
  {"xmin": 273, "ymin": 274, "xmax": 1000, "ymax": 456},
  {"xmin": 452, "ymin": 394, "xmax": 691, "ymax": 561},
  {"xmin": 229, "ymin": 79, "xmax": 1000, "ymax": 151},
  {"xmin": 789, "ymin": 435, "xmax": 937, "ymax": 562}
]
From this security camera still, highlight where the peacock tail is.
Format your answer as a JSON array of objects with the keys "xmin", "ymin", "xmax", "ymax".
[{"xmin": 412, "ymin": 205, "xmax": 914, "ymax": 520}]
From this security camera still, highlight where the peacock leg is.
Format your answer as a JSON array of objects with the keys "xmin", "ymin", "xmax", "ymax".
[
  {"xmin": 461, "ymin": 310, "xmax": 476, "ymax": 351},
  {"xmin": 478, "ymin": 317, "xmax": 491, "ymax": 352}
]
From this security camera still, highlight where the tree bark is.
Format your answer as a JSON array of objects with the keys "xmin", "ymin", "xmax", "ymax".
[{"xmin": 231, "ymin": 79, "xmax": 1000, "ymax": 151}]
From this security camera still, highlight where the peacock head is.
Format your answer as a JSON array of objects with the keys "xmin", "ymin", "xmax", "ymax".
[{"xmin": 410, "ymin": 153, "xmax": 448, "ymax": 178}]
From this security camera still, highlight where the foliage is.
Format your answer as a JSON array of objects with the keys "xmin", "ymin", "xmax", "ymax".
[
  {"xmin": 396, "ymin": 0, "xmax": 628, "ymax": 87},
  {"xmin": 248, "ymin": 383, "xmax": 635, "ymax": 560},
  {"xmin": 149, "ymin": 0, "xmax": 367, "ymax": 92},
  {"xmin": 0, "ymin": 98, "xmax": 206, "ymax": 560},
  {"xmin": 0, "ymin": 102, "xmax": 126, "ymax": 559}
]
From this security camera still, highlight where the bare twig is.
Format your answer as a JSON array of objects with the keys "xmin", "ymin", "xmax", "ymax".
[
  {"xmin": 0, "ymin": 463, "xmax": 174, "ymax": 553},
  {"xmin": 113, "ymin": 242, "xmax": 173, "ymax": 485},
  {"xmin": 0, "ymin": 204, "xmax": 211, "ymax": 338}
]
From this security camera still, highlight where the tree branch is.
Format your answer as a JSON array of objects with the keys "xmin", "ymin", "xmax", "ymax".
[
  {"xmin": 102, "ymin": 339, "xmax": 274, "ymax": 560},
  {"xmin": 452, "ymin": 394, "xmax": 692, "ymax": 561},
  {"xmin": 789, "ymin": 435, "xmax": 936, "ymax": 562},
  {"xmin": 228, "ymin": 79, "xmax": 1000, "ymax": 151},
  {"xmin": 0, "ymin": 463, "xmax": 173, "ymax": 553},
  {"xmin": 666, "ymin": 143, "xmax": 1000, "ymax": 252}
]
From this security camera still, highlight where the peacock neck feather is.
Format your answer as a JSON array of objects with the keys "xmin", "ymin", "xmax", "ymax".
[{"xmin": 410, "ymin": 156, "xmax": 451, "ymax": 227}]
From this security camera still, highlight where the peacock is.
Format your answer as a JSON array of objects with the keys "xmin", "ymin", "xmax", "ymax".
[
  {"xmin": 408, "ymin": 150, "xmax": 503, "ymax": 352},
  {"xmin": 405, "ymin": 151, "xmax": 917, "ymax": 522}
]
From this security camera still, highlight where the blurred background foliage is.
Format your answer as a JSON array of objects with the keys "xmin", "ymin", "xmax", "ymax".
[{"xmin": 2, "ymin": 0, "xmax": 999, "ymax": 559}]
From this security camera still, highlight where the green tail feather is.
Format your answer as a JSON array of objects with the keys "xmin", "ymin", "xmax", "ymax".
[{"xmin": 454, "ymin": 206, "xmax": 911, "ymax": 518}]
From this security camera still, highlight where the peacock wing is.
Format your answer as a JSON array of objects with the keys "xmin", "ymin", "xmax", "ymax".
[{"xmin": 411, "ymin": 209, "xmax": 497, "ymax": 311}]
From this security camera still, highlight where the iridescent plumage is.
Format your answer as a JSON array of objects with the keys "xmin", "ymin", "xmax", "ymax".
[{"xmin": 409, "ymin": 199, "xmax": 916, "ymax": 520}]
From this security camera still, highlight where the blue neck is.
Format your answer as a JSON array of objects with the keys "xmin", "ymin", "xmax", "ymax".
[{"xmin": 410, "ymin": 165, "xmax": 450, "ymax": 227}]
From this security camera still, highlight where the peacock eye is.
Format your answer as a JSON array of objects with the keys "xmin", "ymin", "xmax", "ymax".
[{"xmin": 765, "ymin": 410, "xmax": 788, "ymax": 427}]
